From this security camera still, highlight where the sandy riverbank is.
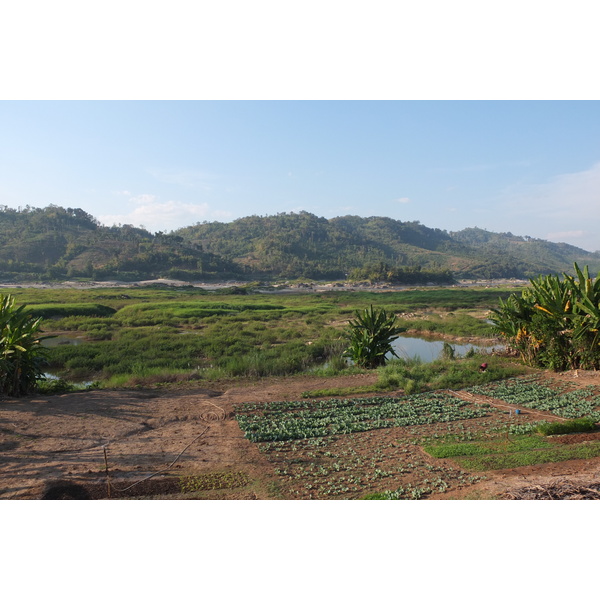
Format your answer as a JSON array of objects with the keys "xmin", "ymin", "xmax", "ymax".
[{"xmin": 0, "ymin": 278, "xmax": 529, "ymax": 292}]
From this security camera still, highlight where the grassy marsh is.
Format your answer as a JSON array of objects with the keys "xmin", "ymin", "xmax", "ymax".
[{"xmin": 4, "ymin": 284, "xmax": 520, "ymax": 388}]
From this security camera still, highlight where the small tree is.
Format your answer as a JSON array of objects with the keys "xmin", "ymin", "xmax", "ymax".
[
  {"xmin": 0, "ymin": 294, "xmax": 50, "ymax": 397},
  {"xmin": 344, "ymin": 305, "xmax": 405, "ymax": 368}
]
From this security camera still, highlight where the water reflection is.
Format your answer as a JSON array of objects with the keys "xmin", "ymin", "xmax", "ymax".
[
  {"xmin": 391, "ymin": 336, "xmax": 503, "ymax": 362},
  {"xmin": 41, "ymin": 334, "xmax": 85, "ymax": 347},
  {"xmin": 41, "ymin": 335, "xmax": 93, "ymax": 385}
]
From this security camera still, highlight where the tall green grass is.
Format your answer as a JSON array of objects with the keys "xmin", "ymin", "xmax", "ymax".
[
  {"xmin": 47, "ymin": 324, "xmax": 342, "ymax": 382},
  {"xmin": 9, "ymin": 285, "xmax": 515, "ymax": 387},
  {"xmin": 535, "ymin": 418, "xmax": 598, "ymax": 436},
  {"xmin": 425, "ymin": 433, "xmax": 600, "ymax": 471},
  {"xmin": 26, "ymin": 303, "xmax": 116, "ymax": 318},
  {"xmin": 425, "ymin": 436, "xmax": 555, "ymax": 458},
  {"xmin": 376, "ymin": 355, "xmax": 528, "ymax": 394},
  {"xmin": 457, "ymin": 442, "xmax": 600, "ymax": 470},
  {"xmin": 302, "ymin": 356, "xmax": 529, "ymax": 398},
  {"xmin": 396, "ymin": 313, "xmax": 493, "ymax": 337}
]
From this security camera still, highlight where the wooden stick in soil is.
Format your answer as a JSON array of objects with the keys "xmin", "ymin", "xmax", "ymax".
[{"xmin": 103, "ymin": 446, "xmax": 111, "ymax": 499}]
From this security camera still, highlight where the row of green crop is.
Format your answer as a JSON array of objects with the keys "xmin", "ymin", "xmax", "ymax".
[
  {"xmin": 467, "ymin": 377, "xmax": 600, "ymax": 419},
  {"xmin": 235, "ymin": 392, "xmax": 495, "ymax": 442}
]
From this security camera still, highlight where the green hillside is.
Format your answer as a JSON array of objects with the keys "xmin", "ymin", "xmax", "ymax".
[
  {"xmin": 1, "ymin": 205, "xmax": 599, "ymax": 283},
  {"xmin": 177, "ymin": 211, "xmax": 600, "ymax": 281},
  {"xmin": 0, "ymin": 205, "xmax": 242, "ymax": 282}
]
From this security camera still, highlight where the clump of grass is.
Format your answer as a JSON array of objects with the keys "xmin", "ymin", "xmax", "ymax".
[
  {"xmin": 535, "ymin": 417, "xmax": 598, "ymax": 436},
  {"xmin": 457, "ymin": 442, "xmax": 600, "ymax": 471},
  {"xmin": 37, "ymin": 378, "xmax": 78, "ymax": 394},
  {"xmin": 424, "ymin": 436, "xmax": 554, "ymax": 459},
  {"xmin": 301, "ymin": 384, "xmax": 379, "ymax": 398},
  {"xmin": 179, "ymin": 472, "xmax": 249, "ymax": 493},
  {"xmin": 376, "ymin": 355, "xmax": 528, "ymax": 393},
  {"xmin": 302, "ymin": 355, "xmax": 528, "ymax": 398},
  {"xmin": 362, "ymin": 491, "xmax": 403, "ymax": 500},
  {"xmin": 26, "ymin": 303, "xmax": 116, "ymax": 318},
  {"xmin": 37, "ymin": 377, "xmax": 99, "ymax": 394},
  {"xmin": 102, "ymin": 368, "xmax": 203, "ymax": 388}
]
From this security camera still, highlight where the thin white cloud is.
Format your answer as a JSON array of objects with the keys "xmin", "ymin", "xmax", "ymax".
[
  {"xmin": 496, "ymin": 162, "xmax": 600, "ymax": 251},
  {"xmin": 432, "ymin": 159, "xmax": 533, "ymax": 174},
  {"xmin": 211, "ymin": 209, "xmax": 234, "ymax": 220},
  {"xmin": 394, "ymin": 197, "xmax": 411, "ymax": 204},
  {"xmin": 130, "ymin": 194, "xmax": 156, "ymax": 205},
  {"xmin": 148, "ymin": 167, "xmax": 214, "ymax": 189},
  {"xmin": 545, "ymin": 230, "xmax": 585, "ymax": 242},
  {"xmin": 326, "ymin": 206, "xmax": 355, "ymax": 214},
  {"xmin": 98, "ymin": 195, "xmax": 224, "ymax": 232},
  {"xmin": 505, "ymin": 162, "xmax": 600, "ymax": 216}
]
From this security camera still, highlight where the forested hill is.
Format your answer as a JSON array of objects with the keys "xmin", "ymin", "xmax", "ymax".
[
  {"xmin": 0, "ymin": 205, "xmax": 242, "ymax": 282},
  {"xmin": 176, "ymin": 211, "xmax": 600, "ymax": 280},
  {"xmin": 1, "ymin": 205, "xmax": 599, "ymax": 283}
]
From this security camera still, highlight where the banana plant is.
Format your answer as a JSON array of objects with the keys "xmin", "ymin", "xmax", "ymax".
[
  {"xmin": 0, "ymin": 294, "xmax": 52, "ymax": 397},
  {"xmin": 490, "ymin": 292, "xmax": 540, "ymax": 363},
  {"xmin": 569, "ymin": 263, "xmax": 600, "ymax": 334},
  {"xmin": 566, "ymin": 263, "xmax": 600, "ymax": 368},
  {"xmin": 490, "ymin": 263, "xmax": 600, "ymax": 370}
]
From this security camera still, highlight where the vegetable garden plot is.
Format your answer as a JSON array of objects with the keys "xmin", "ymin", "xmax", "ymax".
[
  {"xmin": 235, "ymin": 392, "xmax": 496, "ymax": 443},
  {"xmin": 466, "ymin": 377, "xmax": 600, "ymax": 420},
  {"xmin": 250, "ymin": 427, "xmax": 487, "ymax": 499}
]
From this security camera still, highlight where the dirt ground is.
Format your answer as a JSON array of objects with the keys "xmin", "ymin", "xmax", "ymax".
[{"xmin": 2, "ymin": 371, "xmax": 600, "ymax": 500}]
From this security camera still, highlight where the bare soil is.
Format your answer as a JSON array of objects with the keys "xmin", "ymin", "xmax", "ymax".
[{"xmin": 2, "ymin": 371, "xmax": 600, "ymax": 500}]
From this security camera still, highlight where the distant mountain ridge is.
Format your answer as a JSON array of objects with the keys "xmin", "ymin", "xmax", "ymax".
[
  {"xmin": 1, "ymin": 205, "xmax": 599, "ymax": 283},
  {"xmin": 177, "ymin": 211, "xmax": 600, "ymax": 280}
]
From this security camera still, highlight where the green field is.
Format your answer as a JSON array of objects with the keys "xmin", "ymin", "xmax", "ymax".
[{"xmin": 3, "ymin": 284, "xmax": 520, "ymax": 389}]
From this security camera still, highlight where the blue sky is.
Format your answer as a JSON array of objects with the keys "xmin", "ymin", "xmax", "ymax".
[{"xmin": 1, "ymin": 100, "xmax": 600, "ymax": 250}]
